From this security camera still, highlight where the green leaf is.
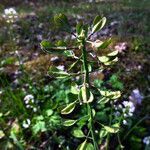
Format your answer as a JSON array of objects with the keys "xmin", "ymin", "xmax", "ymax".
[
  {"xmin": 61, "ymin": 101, "xmax": 76, "ymax": 115},
  {"xmin": 107, "ymin": 50, "xmax": 118, "ymax": 56},
  {"xmin": 93, "ymin": 15, "xmax": 101, "ymax": 26},
  {"xmin": 63, "ymin": 119, "xmax": 77, "ymax": 126},
  {"xmin": 40, "ymin": 40, "xmax": 53, "ymax": 49},
  {"xmin": 63, "ymin": 50, "xmax": 74, "ymax": 57},
  {"xmin": 98, "ymin": 97, "xmax": 110, "ymax": 104},
  {"xmin": 80, "ymin": 86, "xmax": 94, "ymax": 103},
  {"xmin": 72, "ymin": 128, "xmax": 85, "ymax": 138},
  {"xmin": 99, "ymin": 129, "xmax": 108, "ymax": 138},
  {"xmin": 92, "ymin": 17, "xmax": 106, "ymax": 33},
  {"xmin": 45, "ymin": 109, "xmax": 53, "ymax": 116},
  {"xmin": 98, "ymin": 56, "xmax": 109, "ymax": 63},
  {"xmin": 97, "ymin": 38, "xmax": 111, "ymax": 50},
  {"xmin": 77, "ymin": 141, "xmax": 94, "ymax": 150},
  {"xmin": 0, "ymin": 130, "xmax": 5, "ymax": 139},
  {"xmin": 40, "ymin": 40, "xmax": 65, "ymax": 55},
  {"xmin": 91, "ymin": 40, "xmax": 103, "ymax": 48},
  {"xmin": 76, "ymin": 22, "xmax": 83, "ymax": 36},
  {"xmin": 103, "ymin": 124, "xmax": 119, "ymax": 133},
  {"xmin": 55, "ymin": 40, "xmax": 67, "ymax": 47},
  {"xmin": 54, "ymin": 13, "xmax": 71, "ymax": 32},
  {"xmin": 99, "ymin": 90, "xmax": 121, "ymax": 99},
  {"xmin": 48, "ymin": 66, "xmax": 70, "ymax": 79},
  {"xmin": 77, "ymin": 140, "xmax": 87, "ymax": 150},
  {"xmin": 71, "ymin": 83, "xmax": 79, "ymax": 95},
  {"xmin": 32, "ymin": 121, "xmax": 46, "ymax": 135},
  {"xmin": 86, "ymin": 143, "xmax": 94, "ymax": 150},
  {"xmin": 104, "ymin": 57, "xmax": 118, "ymax": 65},
  {"xmin": 77, "ymin": 115, "xmax": 90, "ymax": 126}
]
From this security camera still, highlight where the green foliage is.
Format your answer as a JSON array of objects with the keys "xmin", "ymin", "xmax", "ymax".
[{"xmin": 39, "ymin": 13, "xmax": 123, "ymax": 150}]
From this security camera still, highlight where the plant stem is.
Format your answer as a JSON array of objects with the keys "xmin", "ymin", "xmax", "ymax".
[
  {"xmin": 106, "ymin": 103, "xmax": 113, "ymax": 150},
  {"xmin": 123, "ymin": 115, "xmax": 149, "ymax": 141},
  {"xmin": 81, "ymin": 39, "xmax": 98, "ymax": 150}
]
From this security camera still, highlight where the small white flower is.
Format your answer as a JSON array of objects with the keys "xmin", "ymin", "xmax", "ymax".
[
  {"xmin": 24, "ymin": 94, "xmax": 34, "ymax": 102},
  {"xmin": 56, "ymin": 65, "xmax": 65, "ymax": 71},
  {"xmin": 4, "ymin": 8, "xmax": 17, "ymax": 15},
  {"xmin": 50, "ymin": 56, "xmax": 59, "ymax": 62},
  {"xmin": 22, "ymin": 119, "xmax": 31, "ymax": 128},
  {"xmin": 123, "ymin": 120, "xmax": 127, "ymax": 125},
  {"xmin": 26, "ymin": 105, "xmax": 32, "ymax": 108},
  {"xmin": 118, "ymin": 104, "xmax": 123, "ymax": 109},
  {"xmin": 128, "ymin": 112, "xmax": 133, "ymax": 117},
  {"xmin": 143, "ymin": 136, "xmax": 150, "ymax": 145},
  {"xmin": 33, "ymin": 107, "xmax": 37, "ymax": 112},
  {"xmin": 123, "ymin": 101, "xmax": 135, "ymax": 113},
  {"xmin": 124, "ymin": 113, "xmax": 128, "ymax": 117},
  {"xmin": 3, "ymin": 8, "xmax": 18, "ymax": 23}
]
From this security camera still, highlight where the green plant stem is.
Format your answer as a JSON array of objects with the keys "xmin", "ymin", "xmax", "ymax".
[
  {"xmin": 106, "ymin": 103, "xmax": 113, "ymax": 150},
  {"xmin": 81, "ymin": 39, "xmax": 98, "ymax": 150},
  {"xmin": 123, "ymin": 115, "xmax": 149, "ymax": 141}
]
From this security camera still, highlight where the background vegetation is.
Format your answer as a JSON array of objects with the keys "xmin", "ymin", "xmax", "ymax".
[{"xmin": 0, "ymin": 0, "xmax": 149, "ymax": 149}]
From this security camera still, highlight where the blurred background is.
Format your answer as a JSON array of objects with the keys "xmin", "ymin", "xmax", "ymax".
[{"xmin": 0, "ymin": 0, "xmax": 150, "ymax": 149}]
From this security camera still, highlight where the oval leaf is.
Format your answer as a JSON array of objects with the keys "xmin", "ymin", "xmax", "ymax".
[
  {"xmin": 97, "ymin": 38, "xmax": 111, "ymax": 50},
  {"xmin": 93, "ymin": 15, "xmax": 101, "ymax": 26},
  {"xmin": 86, "ymin": 143, "xmax": 94, "ymax": 150},
  {"xmin": 80, "ymin": 86, "xmax": 94, "ymax": 103},
  {"xmin": 103, "ymin": 125, "xmax": 119, "ymax": 133},
  {"xmin": 92, "ymin": 17, "xmax": 106, "ymax": 33},
  {"xmin": 63, "ymin": 120, "xmax": 77, "ymax": 127},
  {"xmin": 107, "ymin": 50, "xmax": 118, "ymax": 56},
  {"xmin": 77, "ymin": 140, "xmax": 87, "ymax": 150},
  {"xmin": 98, "ymin": 56, "xmax": 109, "ymax": 63},
  {"xmin": 61, "ymin": 101, "xmax": 76, "ymax": 115},
  {"xmin": 76, "ymin": 22, "xmax": 83, "ymax": 36},
  {"xmin": 72, "ymin": 128, "xmax": 85, "ymax": 138}
]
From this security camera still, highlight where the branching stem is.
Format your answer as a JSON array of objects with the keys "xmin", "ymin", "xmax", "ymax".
[{"xmin": 81, "ymin": 39, "xmax": 98, "ymax": 150}]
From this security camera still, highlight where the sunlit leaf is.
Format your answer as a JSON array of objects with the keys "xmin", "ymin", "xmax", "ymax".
[
  {"xmin": 86, "ymin": 143, "xmax": 94, "ymax": 150},
  {"xmin": 99, "ymin": 129, "xmax": 108, "ymax": 138},
  {"xmin": 76, "ymin": 22, "xmax": 83, "ymax": 35},
  {"xmin": 48, "ymin": 66, "xmax": 70, "ymax": 79},
  {"xmin": 80, "ymin": 86, "xmax": 94, "ymax": 103},
  {"xmin": 91, "ymin": 40, "xmax": 103, "ymax": 48},
  {"xmin": 107, "ymin": 50, "xmax": 118, "ymax": 56},
  {"xmin": 102, "ymin": 123, "xmax": 119, "ymax": 133},
  {"xmin": 40, "ymin": 40, "xmax": 65, "ymax": 55},
  {"xmin": 98, "ymin": 97, "xmax": 110, "ymax": 104},
  {"xmin": 40, "ymin": 40, "xmax": 53, "ymax": 49},
  {"xmin": 32, "ymin": 121, "xmax": 46, "ymax": 135},
  {"xmin": 97, "ymin": 38, "xmax": 111, "ymax": 50},
  {"xmin": 93, "ymin": 15, "xmax": 101, "ymax": 26},
  {"xmin": 55, "ymin": 40, "xmax": 67, "ymax": 47},
  {"xmin": 61, "ymin": 101, "xmax": 76, "ymax": 115},
  {"xmin": 77, "ymin": 140, "xmax": 87, "ymax": 150},
  {"xmin": 104, "ymin": 57, "xmax": 118, "ymax": 65},
  {"xmin": 71, "ymin": 83, "xmax": 79, "ymax": 95},
  {"xmin": 45, "ymin": 109, "xmax": 53, "ymax": 116},
  {"xmin": 0, "ymin": 130, "xmax": 5, "ymax": 139},
  {"xmin": 98, "ymin": 56, "xmax": 109, "ymax": 63},
  {"xmin": 92, "ymin": 17, "xmax": 106, "ymax": 33},
  {"xmin": 99, "ymin": 90, "xmax": 121, "ymax": 99},
  {"xmin": 63, "ymin": 119, "xmax": 77, "ymax": 126},
  {"xmin": 72, "ymin": 128, "xmax": 85, "ymax": 138}
]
